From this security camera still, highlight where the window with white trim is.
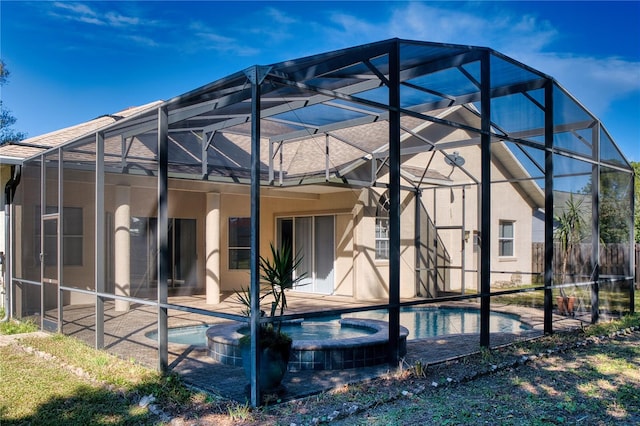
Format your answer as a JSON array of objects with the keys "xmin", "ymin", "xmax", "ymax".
[
  {"xmin": 498, "ymin": 220, "xmax": 515, "ymax": 257},
  {"xmin": 375, "ymin": 193, "xmax": 390, "ymax": 260},
  {"xmin": 63, "ymin": 207, "xmax": 83, "ymax": 266},
  {"xmin": 229, "ymin": 217, "xmax": 251, "ymax": 269}
]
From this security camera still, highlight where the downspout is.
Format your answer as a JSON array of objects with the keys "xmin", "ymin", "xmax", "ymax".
[{"xmin": 1, "ymin": 165, "xmax": 21, "ymax": 322}]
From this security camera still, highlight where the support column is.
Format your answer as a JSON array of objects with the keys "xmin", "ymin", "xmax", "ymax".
[
  {"xmin": 158, "ymin": 105, "xmax": 169, "ymax": 372},
  {"xmin": 591, "ymin": 124, "xmax": 600, "ymax": 324},
  {"xmin": 388, "ymin": 40, "xmax": 401, "ymax": 366},
  {"xmin": 206, "ymin": 192, "xmax": 221, "ymax": 304},
  {"xmin": 245, "ymin": 64, "xmax": 270, "ymax": 407},
  {"xmin": 95, "ymin": 132, "xmax": 105, "ymax": 348},
  {"xmin": 479, "ymin": 50, "xmax": 492, "ymax": 347},
  {"xmin": 543, "ymin": 81, "xmax": 554, "ymax": 334},
  {"xmin": 114, "ymin": 185, "xmax": 130, "ymax": 312}
]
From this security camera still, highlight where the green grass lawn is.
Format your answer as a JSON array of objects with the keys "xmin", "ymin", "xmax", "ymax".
[
  {"xmin": 1, "ymin": 294, "xmax": 639, "ymax": 425},
  {"xmin": 0, "ymin": 308, "xmax": 38, "ymax": 335},
  {"xmin": 0, "ymin": 334, "xmax": 215, "ymax": 425},
  {"xmin": 0, "ymin": 345, "xmax": 151, "ymax": 424}
]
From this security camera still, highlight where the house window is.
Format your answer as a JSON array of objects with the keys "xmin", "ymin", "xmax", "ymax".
[
  {"xmin": 35, "ymin": 206, "xmax": 83, "ymax": 266},
  {"xmin": 63, "ymin": 207, "xmax": 83, "ymax": 266},
  {"xmin": 375, "ymin": 218, "xmax": 390, "ymax": 260},
  {"xmin": 375, "ymin": 193, "xmax": 390, "ymax": 260},
  {"xmin": 499, "ymin": 220, "xmax": 515, "ymax": 257},
  {"xmin": 229, "ymin": 217, "xmax": 251, "ymax": 269}
]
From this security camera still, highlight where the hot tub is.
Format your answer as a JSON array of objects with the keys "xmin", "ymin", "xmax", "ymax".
[{"xmin": 206, "ymin": 318, "xmax": 409, "ymax": 371}]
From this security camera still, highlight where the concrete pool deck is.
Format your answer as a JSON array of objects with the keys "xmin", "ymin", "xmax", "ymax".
[{"xmin": 49, "ymin": 292, "xmax": 589, "ymax": 402}]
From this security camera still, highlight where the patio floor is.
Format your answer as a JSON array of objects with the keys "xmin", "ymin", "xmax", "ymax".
[{"xmin": 56, "ymin": 292, "xmax": 587, "ymax": 403}]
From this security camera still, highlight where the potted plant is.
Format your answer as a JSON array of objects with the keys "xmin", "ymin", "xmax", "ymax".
[
  {"xmin": 236, "ymin": 242, "xmax": 306, "ymax": 394},
  {"xmin": 554, "ymin": 195, "xmax": 587, "ymax": 316}
]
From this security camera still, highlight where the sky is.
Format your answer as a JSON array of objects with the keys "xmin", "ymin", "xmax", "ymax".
[{"xmin": 1, "ymin": 1, "xmax": 639, "ymax": 162}]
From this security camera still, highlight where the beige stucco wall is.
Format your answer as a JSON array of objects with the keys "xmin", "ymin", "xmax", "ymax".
[
  {"xmin": 62, "ymin": 179, "xmax": 96, "ymax": 305},
  {"xmin": 12, "ymin": 137, "xmax": 538, "ymax": 312},
  {"xmin": 407, "ymin": 142, "xmax": 537, "ymax": 290},
  {"xmin": 334, "ymin": 213, "xmax": 354, "ymax": 297},
  {"xmin": 353, "ymin": 188, "xmax": 417, "ymax": 300},
  {"xmin": 17, "ymin": 171, "xmax": 369, "ymax": 306}
]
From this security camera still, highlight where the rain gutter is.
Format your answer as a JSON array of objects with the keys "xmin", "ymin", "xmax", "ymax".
[{"xmin": 1, "ymin": 165, "xmax": 21, "ymax": 322}]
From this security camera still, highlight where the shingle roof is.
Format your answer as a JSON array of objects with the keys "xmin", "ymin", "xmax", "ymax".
[{"xmin": 0, "ymin": 101, "xmax": 162, "ymax": 162}]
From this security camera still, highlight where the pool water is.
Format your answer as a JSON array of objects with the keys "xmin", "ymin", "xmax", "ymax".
[
  {"xmin": 149, "ymin": 306, "xmax": 529, "ymax": 346},
  {"xmin": 237, "ymin": 322, "xmax": 376, "ymax": 341},
  {"xmin": 147, "ymin": 325, "xmax": 211, "ymax": 346},
  {"xmin": 349, "ymin": 307, "xmax": 530, "ymax": 340}
]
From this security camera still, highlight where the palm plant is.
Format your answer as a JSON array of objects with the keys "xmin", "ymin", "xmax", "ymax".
[
  {"xmin": 235, "ymin": 242, "xmax": 307, "ymax": 392},
  {"xmin": 259, "ymin": 242, "xmax": 306, "ymax": 331},
  {"xmin": 554, "ymin": 195, "xmax": 588, "ymax": 296},
  {"xmin": 236, "ymin": 241, "xmax": 306, "ymax": 333}
]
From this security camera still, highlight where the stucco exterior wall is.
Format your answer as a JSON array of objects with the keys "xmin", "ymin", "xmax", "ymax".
[
  {"xmin": 11, "ymin": 139, "xmax": 538, "ymax": 312},
  {"xmin": 409, "ymin": 142, "xmax": 537, "ymax": 290},
  {"xmin": 353, "ymin": 188, "xmax": 417, "ymax": 300}
]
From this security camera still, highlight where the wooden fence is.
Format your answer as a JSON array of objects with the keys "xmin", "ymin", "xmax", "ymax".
[{"xmin": 532, "ymin": 243, "xmax": 637, "ymax": 285}]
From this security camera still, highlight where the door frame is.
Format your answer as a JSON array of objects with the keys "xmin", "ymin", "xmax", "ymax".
[{"xmin": 41, "ymin": 213, "xmax": 62, "ymax": 332}]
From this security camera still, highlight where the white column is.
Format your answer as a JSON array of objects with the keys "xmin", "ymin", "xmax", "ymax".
[
  {"xmin": 114, "ymin": 186, "xmax": 130, "ymax": 311},
  {"xmin": 206, "ymin": 192, "xmax": 221, "ymax": 304}
]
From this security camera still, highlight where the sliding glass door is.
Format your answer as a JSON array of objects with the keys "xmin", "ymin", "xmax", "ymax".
[
  {"xmin": 129, "ymin": 217, "xmax": 197, "ymax": 294},
  {"xmin": 277, "ymin": 215, "xmax": 334, "ymax": 294}
]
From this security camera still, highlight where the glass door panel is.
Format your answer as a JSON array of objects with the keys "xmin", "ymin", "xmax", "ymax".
[
  {"xmin": 314, "ymin": 216, "xmax": 334, "ymax": 294},
  {"xmin": 173, "ymin": 219, "xmax": 197, "ymax": 288},
  {"xmin": 294, "ymin": 217, "xmax": 313, "ymax": 291},
  {"xmin": 279, "ymin": 215, "xmax": 336, "ymax": 294}
]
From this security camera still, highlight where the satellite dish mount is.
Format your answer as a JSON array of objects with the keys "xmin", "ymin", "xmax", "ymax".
[{"xmin": 444, "ymin": 151, "xmax": 465, "ymax": 167}]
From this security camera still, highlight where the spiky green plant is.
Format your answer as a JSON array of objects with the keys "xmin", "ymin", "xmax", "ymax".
[
  {"xmin": 554, "ymin": 195, "xmax": 588, "ymax": 294},
  {"xmin": 235, "ymin": 242, "xmax": 306, "ymax": 333},
  {"xmin": 259, "ymin": 242, "xmax": 306, "ymax": 329}
]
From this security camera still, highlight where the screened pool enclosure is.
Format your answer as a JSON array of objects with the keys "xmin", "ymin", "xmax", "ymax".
[{"xmin": 2, "ymin": 39, "xmax": 635, "ymax": 405}]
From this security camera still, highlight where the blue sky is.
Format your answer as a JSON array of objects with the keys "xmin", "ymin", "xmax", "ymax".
[{"xmin": 2, "ymin": 1, "xmax": 639, "ymax": 161}]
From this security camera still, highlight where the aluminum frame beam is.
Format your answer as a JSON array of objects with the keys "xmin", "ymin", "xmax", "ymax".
[
  {"xmin": 543, "ymin": 81, "xmax": 554, "ymax": 334},
  {"xmin": 157, "ymin": 106, "xmax": 169, "ymax": 372},
  {"xmin": 388, "ymin": 41, "xmax": 401, "ymax": 367},
  {"xmin": 245, "ymin": 65, "xmax": 270, "ymax": 407},
  {"xmin": 479, "ymin": 51, "xmax": 491, "ymax": 348}
]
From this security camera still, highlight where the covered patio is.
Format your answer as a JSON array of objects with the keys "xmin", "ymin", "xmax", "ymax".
[{"xmin": 1, "ymin": 39, "xmax": 634, "ymax": 406}]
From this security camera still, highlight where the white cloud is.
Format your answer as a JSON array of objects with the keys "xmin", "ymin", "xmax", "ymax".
[
  {"xmin": 265, "ymin": 7, "xmax": 298, "ymax": 25},
  {"xmin": 42, "ymin": 1, "xmax": 640, "ymax": 119},
  {"xmin": 521, "ymin": 53, "xmax": 640, "ymax": 117},
  {"xmin": 315, "ymin": 2, "xmax": 640, "ymax": 119},
  {"xmin": 105, "ymin": 11, "xmax": 140, "ymax": 27},
  {"xmin": 51, "ymin": 2, "xmax": 142, "ymax": 28},
  {"xmin": 124, "ymin": 35, "xmax": 159, "ymax": 49},
  {"xmin": 52, "ymin": 2, "xmax": 97, "ymax": 18},
  {"xmin": 187, "ymin": 22, "xmax": 260, "ymax": 57}
]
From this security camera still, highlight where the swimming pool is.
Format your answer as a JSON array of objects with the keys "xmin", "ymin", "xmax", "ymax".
[
  {"xmin": 146, "ymin": 306, "xmax": 529, "ymax": 346},
  {"xmin": 349, "ymin": 306, "xmax": 530, "ymax": 339}
]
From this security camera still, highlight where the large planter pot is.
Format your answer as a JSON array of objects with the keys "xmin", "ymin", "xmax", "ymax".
[
  {"xmin": 556, "ymin": 296, "xmax": 576, "ymax": 316},
  {"xmin": 239, "ymin": 330, "xmax": 292, "ymax": 393}
]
